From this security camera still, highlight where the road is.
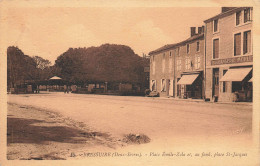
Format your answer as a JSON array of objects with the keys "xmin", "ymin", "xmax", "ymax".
[
  {"xmin": 8, "ymin": 92, "xmax": 252, "ymax": 145},
  {"xmin": 7, "ymin": 92, "xmax": 256, "ymax": 164}
]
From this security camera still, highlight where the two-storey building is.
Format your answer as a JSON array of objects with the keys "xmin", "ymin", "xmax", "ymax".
[
  {"xmin": 149, "ymin": 26, "xmax": 205, "ymax": 99},
  {"xmin": 204, "ymin": 7, "xmax": 253, "ymax": 102}
]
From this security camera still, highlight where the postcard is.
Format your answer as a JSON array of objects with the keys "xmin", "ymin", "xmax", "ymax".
[{"xmin": 0, "ymin": 0, "xmax": 259, "ymax": 165}]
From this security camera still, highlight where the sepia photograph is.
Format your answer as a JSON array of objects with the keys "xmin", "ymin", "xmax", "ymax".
[{"xmin": 0, "ymin": 1, "xmax": 259, "ymax": 165}]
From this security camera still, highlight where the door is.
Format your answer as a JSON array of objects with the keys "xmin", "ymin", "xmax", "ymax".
[
  {"xmin": 213, "ymin": 68, "xmax": 219, "ymax": 97},
  {"xmin": 169, "ymin": 79, "xmax": 173, "ymax": 96}
]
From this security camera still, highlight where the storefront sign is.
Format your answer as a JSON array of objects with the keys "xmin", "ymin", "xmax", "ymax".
[{"xmin": 211, "ymin": 55, "xmax": 253, "ymax": 65}]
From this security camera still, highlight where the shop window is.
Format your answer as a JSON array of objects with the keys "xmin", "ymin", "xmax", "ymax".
[
  {"xmin": 213, "ymin": 38, "xmax": 219, "ymax": 59},
  {"xmin": 213, "ymin": 19, "xmax": 218, "ymax": 32},
  {"xmin": 223, "ymin": 70, "xmax": 227, "ymax": 92},
  {"xmin": 161, "ymin": 79, "xmax": 166, "ymax": 92},
  {"xmin": 244, "ymin": 8, "xmax": 251, "ymax": 23},
  {"xmin": 232, "ymin": 82, "xmax": 242, "ymax": 93},
  {"xmin": 236, "ymin": 11, "xmax": 242, "ymax": 26},
  {"xmin": 243, "ymin": 31, "xmax": 251, "ymax": 54},
  {"xmin": 234, "ymin": 33, "xmax": 241, "ymax": 56}
]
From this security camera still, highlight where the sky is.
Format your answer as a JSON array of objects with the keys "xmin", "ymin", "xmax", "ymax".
[{"xmin": 4, "ymin": 7, "xmax": 221, "ymax": 64}]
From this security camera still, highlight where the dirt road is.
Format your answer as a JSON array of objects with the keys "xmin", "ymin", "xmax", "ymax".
[{"xmin": 7, "ymin": 93, "xmax": 254, "ymax": 164}]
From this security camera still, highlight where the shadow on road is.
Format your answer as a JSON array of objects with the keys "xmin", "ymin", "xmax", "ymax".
[{"xmin": 7, "ymin": 117, "xmax": 112, "ymax": 145}]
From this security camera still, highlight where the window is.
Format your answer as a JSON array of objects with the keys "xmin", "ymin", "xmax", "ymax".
[
  {"xmin": 169, "ymin": 52, "xmax": 173, "ymax": 73},
  {"xmin": 151, "ymin": 80, "xmax": 156, "ymax": 91},
  {"xmin": 177, "ymin": 58, "xmax": 182, "ymax": 71},
  {"xmin": 187, "ymin": 44, "xmax": 190, "ymax": 54},
  {"xmin": 213, "ymin": 38, "xmax": 219, "ymax": 59},
  {"xmin": 176, "ymin": 47, "xmax": 180, "ymax": 56},
  {"xmin": 234, "ymin": 33, "xmax": 241, "ymax": 56},
  {"xmin": 195, "ymin": 55, "xmax": 201, "ymax": 69},
  {"xmin": 213, "ymin": 19, "xmax": 218, "ymax": 32},
  {"xmin": 161, "ymin": 79, "xmax": 166, "ymax": 92},
  {"xmin": 223, "ymin": 70, "xmax": 227, "ymax": 92},
  {"xmin": 185, "ymin": 58, "xmax": 191, "ymax": 70},
  {"xmin": 162, "ymin": 54, "xmax": 165, "ymax": 73},
  {"xmin": 236, "ymin": 11, "xmax": 242, "ymax": 26},
  {"xmin": 196, "ymin": 41, "xmax": 200, "ymax": 52},
  {"xmin": 243, "ymin": 31, "xmax": 251, "ymax": 54},
  {"xmin": 244, "ymin": 8, "xmax": 251, "ymax": 23},
  {"xmin": 232, "ymin": 82, "xmax": 242, "ymax": 93}
]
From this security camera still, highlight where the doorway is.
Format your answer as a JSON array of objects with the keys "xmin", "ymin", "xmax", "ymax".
[{"xmin": 212, "ymin": 68, "xmax": 219, "ymax": 97}]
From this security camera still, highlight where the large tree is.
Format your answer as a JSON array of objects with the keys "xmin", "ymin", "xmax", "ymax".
[
  {"xmin": 7, "ymin": 46, "xmax": 37, "ymax": 88},
  {"xmin": 33, "ymin": 56, "xmax": 52, "ymax": 81},
  {"xmin": 54, "ymin": 44, "xmax": 149, "ymax": 84}
]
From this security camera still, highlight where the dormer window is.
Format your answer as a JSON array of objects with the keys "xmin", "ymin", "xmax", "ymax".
[{"xmin": 213, "ymin": 19, "xmax": 218, "ymax": 32}]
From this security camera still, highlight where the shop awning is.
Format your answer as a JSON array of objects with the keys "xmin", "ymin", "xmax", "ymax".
[
  {"xmin": 220, "ymin": 67, "xmax": 252, "ymax": 82},
  {"xmin": 177, "ymin": 74, "xmax": 199, "ymax": 85}
]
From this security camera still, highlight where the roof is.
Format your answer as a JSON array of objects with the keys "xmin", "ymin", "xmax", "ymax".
[
  {"xmin": 204, "ymin": 7, "xmax": 249, "ymax": 23},
  {"xmin": 149, "ymin": 33, "xmax": 204, "ymax": 55}
]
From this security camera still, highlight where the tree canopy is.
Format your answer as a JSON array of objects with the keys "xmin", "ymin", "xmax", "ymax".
[
  {"xmin": 7, "ymin": 44, "xmax": 149, "ymax": 88},
  {"xmin": 7, "ymin": 46, "xmax": 37, "ymax": 87},
  {"xmin": 7, "ymin": 46, "xmax": 54, "ymax": 87},
  {"xmin": 54, "ymin": 44, "xmax": 149, "ymax": 84}
]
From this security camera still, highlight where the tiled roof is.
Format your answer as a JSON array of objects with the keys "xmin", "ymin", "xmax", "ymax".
[
  {"xmin": 149, "ymin": 33, "xmax": 204, "ymax": 55},
  {"xmin": 204, "ymin": 7, "xmax": 249, "ymax": 23}
]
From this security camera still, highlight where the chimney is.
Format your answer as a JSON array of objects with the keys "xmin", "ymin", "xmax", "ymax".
[
  {"xmin": 190, "ymin": 27, "xmax": 196, "ymax": 37},
  {"xmin": 221, "ymin": 7, "xmax": 236, "ymax": 13},
  {"xmin": 198, "ymin": 27, "xmax": 202, "ymax": 34},
  {"xmin": 198, "ymin": 26, "xmax": 205, "ymax": 34}
]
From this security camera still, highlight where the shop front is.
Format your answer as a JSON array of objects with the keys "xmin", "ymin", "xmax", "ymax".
[
  {"xmin": 177, "ymin": 72, "xmax": 203, "ymax": 99},
  {"xmin": 219, "ymin": 67, "xmax": 252, "ymax": 102}
]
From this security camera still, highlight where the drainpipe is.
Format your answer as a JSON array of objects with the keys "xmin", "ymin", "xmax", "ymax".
[{"xmin": 204, "ymin": 23, "xmax": 207, "ymax": 100}]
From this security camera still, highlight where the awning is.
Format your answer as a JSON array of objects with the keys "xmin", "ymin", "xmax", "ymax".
[
  {"xmin": 177, "ymin": 74, "xmax": 199, "ymax": 85},
  {"xmin": 220, "ymin": 67, "xmax": 252, "ymax": 82},
  {"xmin": 50, "ymin": 76, "xmax": 62, "ymax": 80}
]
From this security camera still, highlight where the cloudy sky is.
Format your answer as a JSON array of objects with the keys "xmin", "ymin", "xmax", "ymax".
[{"xmin": 3, "ymin": 6, "xmax": 221, "ymax": 63}]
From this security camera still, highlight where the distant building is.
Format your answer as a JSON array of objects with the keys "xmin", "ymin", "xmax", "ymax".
[
  {"xmin": 149, "ymin": 26, "xmax": 205, "ymax": 99},
  {"xmin": 204, "ymin": 7, "xmax": 253, "ymax": 102}
]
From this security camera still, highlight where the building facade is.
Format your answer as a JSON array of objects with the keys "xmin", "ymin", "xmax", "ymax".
[
  {"xmin": 204, "ymin": 7, "xmax": 253, "ymax": 102},
  {"xmin": 149, "ymin": 26, "xmax": 205, "ymax": 99}
]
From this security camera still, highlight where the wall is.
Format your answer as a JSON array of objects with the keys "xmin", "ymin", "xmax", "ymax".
[
  {"xmin": 205, "ymin": 8, "xmax": 253, "ymax": 101},
  {"xmin": 150, "ymin": 49, "xmax": 175, "ymax": 97}
]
